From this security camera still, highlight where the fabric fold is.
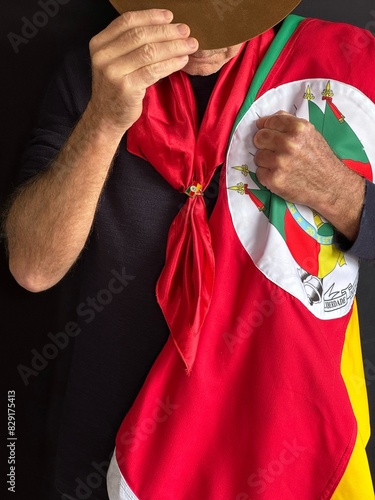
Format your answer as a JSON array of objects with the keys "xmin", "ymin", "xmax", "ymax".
[{"xmin": 127, "ymin": 31, "xmax": 274, "ymax": 371}]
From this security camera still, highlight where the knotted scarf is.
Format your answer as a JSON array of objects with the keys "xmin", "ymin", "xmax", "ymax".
[{"xmin": 127, "ymin": 32, "xmax": 274, "ymax": 372}]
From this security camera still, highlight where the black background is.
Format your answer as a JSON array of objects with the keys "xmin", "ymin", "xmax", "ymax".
[{"xmin": 1, "ymin": 0, "xmax": 375, "ymax": 498}]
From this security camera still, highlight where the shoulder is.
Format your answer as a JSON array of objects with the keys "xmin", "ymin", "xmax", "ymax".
[
  {"xmin": 294, "ymin": 16, "xmax": 375, "ymax": 60},
  {"xmin": 279, "ymin": 16, "xmax": 375, "ymax": 101}
]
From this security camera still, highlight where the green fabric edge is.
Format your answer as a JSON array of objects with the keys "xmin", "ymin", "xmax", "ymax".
[{"xmin": 230, "ymin": 14, "xmax": 306, "ymax": 138}]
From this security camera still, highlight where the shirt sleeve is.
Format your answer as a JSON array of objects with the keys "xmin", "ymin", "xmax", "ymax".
[
  {"xmin": 335, "ymin": 179, "xmax": 375, "ymax": 260},
  {"xmin": 18, "ymin": 45, "xmax": 92, "ymax": 185}
]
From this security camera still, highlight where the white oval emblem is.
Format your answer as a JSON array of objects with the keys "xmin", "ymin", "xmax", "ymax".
[{"xmin": 226, "ymin": 79, "xmax": 375, "ymax": 318}]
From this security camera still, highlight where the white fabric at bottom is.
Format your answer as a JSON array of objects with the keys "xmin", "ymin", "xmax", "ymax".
[{"xmin": 107, "ymin": 449, "xmax": 140, "ymax": 500}]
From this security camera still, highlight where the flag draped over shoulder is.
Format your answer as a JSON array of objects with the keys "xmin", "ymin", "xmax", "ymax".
[{"xmin": 107, "ymin": 15, "xmax": 375, "ymax": 500}]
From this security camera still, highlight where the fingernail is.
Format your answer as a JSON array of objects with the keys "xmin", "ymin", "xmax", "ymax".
[
  {"xmin": 162, "ymin": 10, "xmax": 173, "ymax": 21},
  {"xmin": 177, "ymin": 24, "xmax": 189, "ymax": 36},
  {"xmin": 186, "ymin": 38, "xmax": 198, "ymax": 48}
]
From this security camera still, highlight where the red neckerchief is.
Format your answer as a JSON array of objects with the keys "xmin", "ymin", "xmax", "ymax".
[{"xmin": 127, "ymin": 32, "xmax": 274, "ymax": 372}]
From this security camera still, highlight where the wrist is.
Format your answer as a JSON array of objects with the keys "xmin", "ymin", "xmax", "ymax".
[
  {"xmin": 318, "ymin": 167, "xmax": 365, "ymax": 242},
  {"xmin": 83, "ymin": 101, "xmax": 130, "ymax": 142}
]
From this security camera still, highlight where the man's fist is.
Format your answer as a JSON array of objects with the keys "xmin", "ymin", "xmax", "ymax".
[{"xmin": 253, "ymin": 111, "xmax": 365, "ymax": 241}]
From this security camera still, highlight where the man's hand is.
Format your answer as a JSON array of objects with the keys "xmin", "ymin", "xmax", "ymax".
[
  {"xmin": 87, "ymin": 9, "xmax": 198, "ymax": 133},
  {"xmin": 253, "ymin": 111, "xmax": 366, "ymax": 241}
]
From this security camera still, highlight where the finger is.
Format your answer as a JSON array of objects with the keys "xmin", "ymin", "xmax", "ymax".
[
  {"xmin": 254, "ymin": 149, "xmax": 279, "ymax": 170},
  {"xmin": 255, "ymin": 166, "xmax": 272, "ymax": 190},
  {"xmin": 124, "ymin": 54, "xmax": 191, "ymax": 92},
  {"xmin": 256, "ymin": 110, "xmax": 292, "ymax": 131},
  {"xmin": 93, "ymin": 9, "xmax": 174, "ymax": 47},
  {"xmin": 97, "ymin": 23, "xmax": 194, "ymax": 61},
  {"xmin": 253, "ymin": 128, "xmax": 286, "ymax": 152},
  {"xmin": 113, "ymin": 37, "xmax": 198, "ymax": 75}
]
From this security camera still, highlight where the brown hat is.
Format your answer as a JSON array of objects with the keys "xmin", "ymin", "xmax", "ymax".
[{"xmin": 109, "ymin": 0, "xmax": 301, "ymax": 49}]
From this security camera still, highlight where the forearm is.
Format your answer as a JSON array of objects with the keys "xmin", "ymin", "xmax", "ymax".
[
  {"xmin": 313, "ymin": 164, "xmax": 366, "ymax": 243},
  {"xmin": 5, "ymin": 104, "xmax": 124, "ymax": 292}
]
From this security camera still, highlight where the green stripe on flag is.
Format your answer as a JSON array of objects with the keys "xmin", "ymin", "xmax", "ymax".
[
  {"xmin": 321, "ymin": 103, "xmax": 369, "ymax": 163},
  {"xmin": 231, "ymin": 15, "xmax": 305, "ymax": 138},
  {"xmin": 308, "ymin": 100, "xmax": 325, "ymax": 135}
]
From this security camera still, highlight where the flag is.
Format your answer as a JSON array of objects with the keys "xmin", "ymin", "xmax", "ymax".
[{"xmin": 107, "ymin": 15, "xmax": 375, "ymax": 499}]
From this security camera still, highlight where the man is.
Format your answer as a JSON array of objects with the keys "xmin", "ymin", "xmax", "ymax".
[{"xmin": 4, "ymin": 0, "xmax": 375, "ymax": 498}]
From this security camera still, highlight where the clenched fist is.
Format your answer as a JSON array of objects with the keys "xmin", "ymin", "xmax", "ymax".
[{"xmin": 253, "ymin": 111, "xmax": 365, "ymax": 240}]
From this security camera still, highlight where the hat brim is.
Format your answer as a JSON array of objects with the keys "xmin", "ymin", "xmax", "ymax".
[{"xmin": 108, "ymin": 0, "xmax": 301, "ymax": 49}]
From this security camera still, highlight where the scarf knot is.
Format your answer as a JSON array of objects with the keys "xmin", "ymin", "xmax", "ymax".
[{"xmin": 185, "ymin": 181, "xmax": 203, "ymax": 198}]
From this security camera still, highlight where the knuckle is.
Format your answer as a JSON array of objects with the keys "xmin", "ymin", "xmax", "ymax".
[
  {"xmin": 130, "ymin": 25, "xmax": 147, "ymax": 45},
  {"xmin": 102, "ymin": 63, "xmax": 118, "ymax": 83},
  {"xmin": 139, "ymin": 43, "xmax": 158, "ymax": 64},
  {"xmin": 142, "ymin": 64, "xmax": 158, "ymax": 84},
  {"xmin": 166, "ymin": 39, "xmax": 179, "ymax": 55},
  {"xmin": 159, "ymin": 23, "xmax": 172, "ymax": 39},
  {"xmin": 271, "ymin": 114, "xmax": 292, "ymax": 132},
  {"xmin": 123, "ymin": 75, "xmax": 145, "ymax": 100},
  {"xmin": 283, "ymin": 137, "xmax": 298, "ymax": 155},
  {"xmin": 295, "ymin": 117, "xmax": 311, "ymax": 133},
  {"xmin": 121, "ymin": 76, "xmax": 135, "ymax": 98},
  {"xmin": 301, "ymin": 117, "xmax": 311, "ymax": 127},
  {"xmin": 89, "ymin": 37, "xmax": 98, "ymax": 55},
  {"xmin": 121, "ymin": 11, "xmax": 135, "ymax": 28},
  {"xmin": 270, "ymin": 172, "xmax": 285, "ymax": 193},
  {"xmin": 90, "ymin": 50, "xmax": 100, "ymax": 68},
  {"xmin": 256, "ymin": 150, "xmax": 268, "ymax": 166},
  {"xmin": 91, "ymin": 50, "xmax": 105, "ymax": 70},
  {"xmin": 274, "ymin": 155, "xmax": 287, "ymax": 172},
  {"xmin": 304, "ymin": 120, "xmax": 315, "ymax": 133},
  {"xmin": 120, "ymin": 75, "xmax": 133, "ymax": 96}
]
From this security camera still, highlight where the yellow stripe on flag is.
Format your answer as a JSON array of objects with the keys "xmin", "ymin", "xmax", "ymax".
[{"xmin": 331, "ymin": 300, "xmax": 374, "ymax": 499}]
